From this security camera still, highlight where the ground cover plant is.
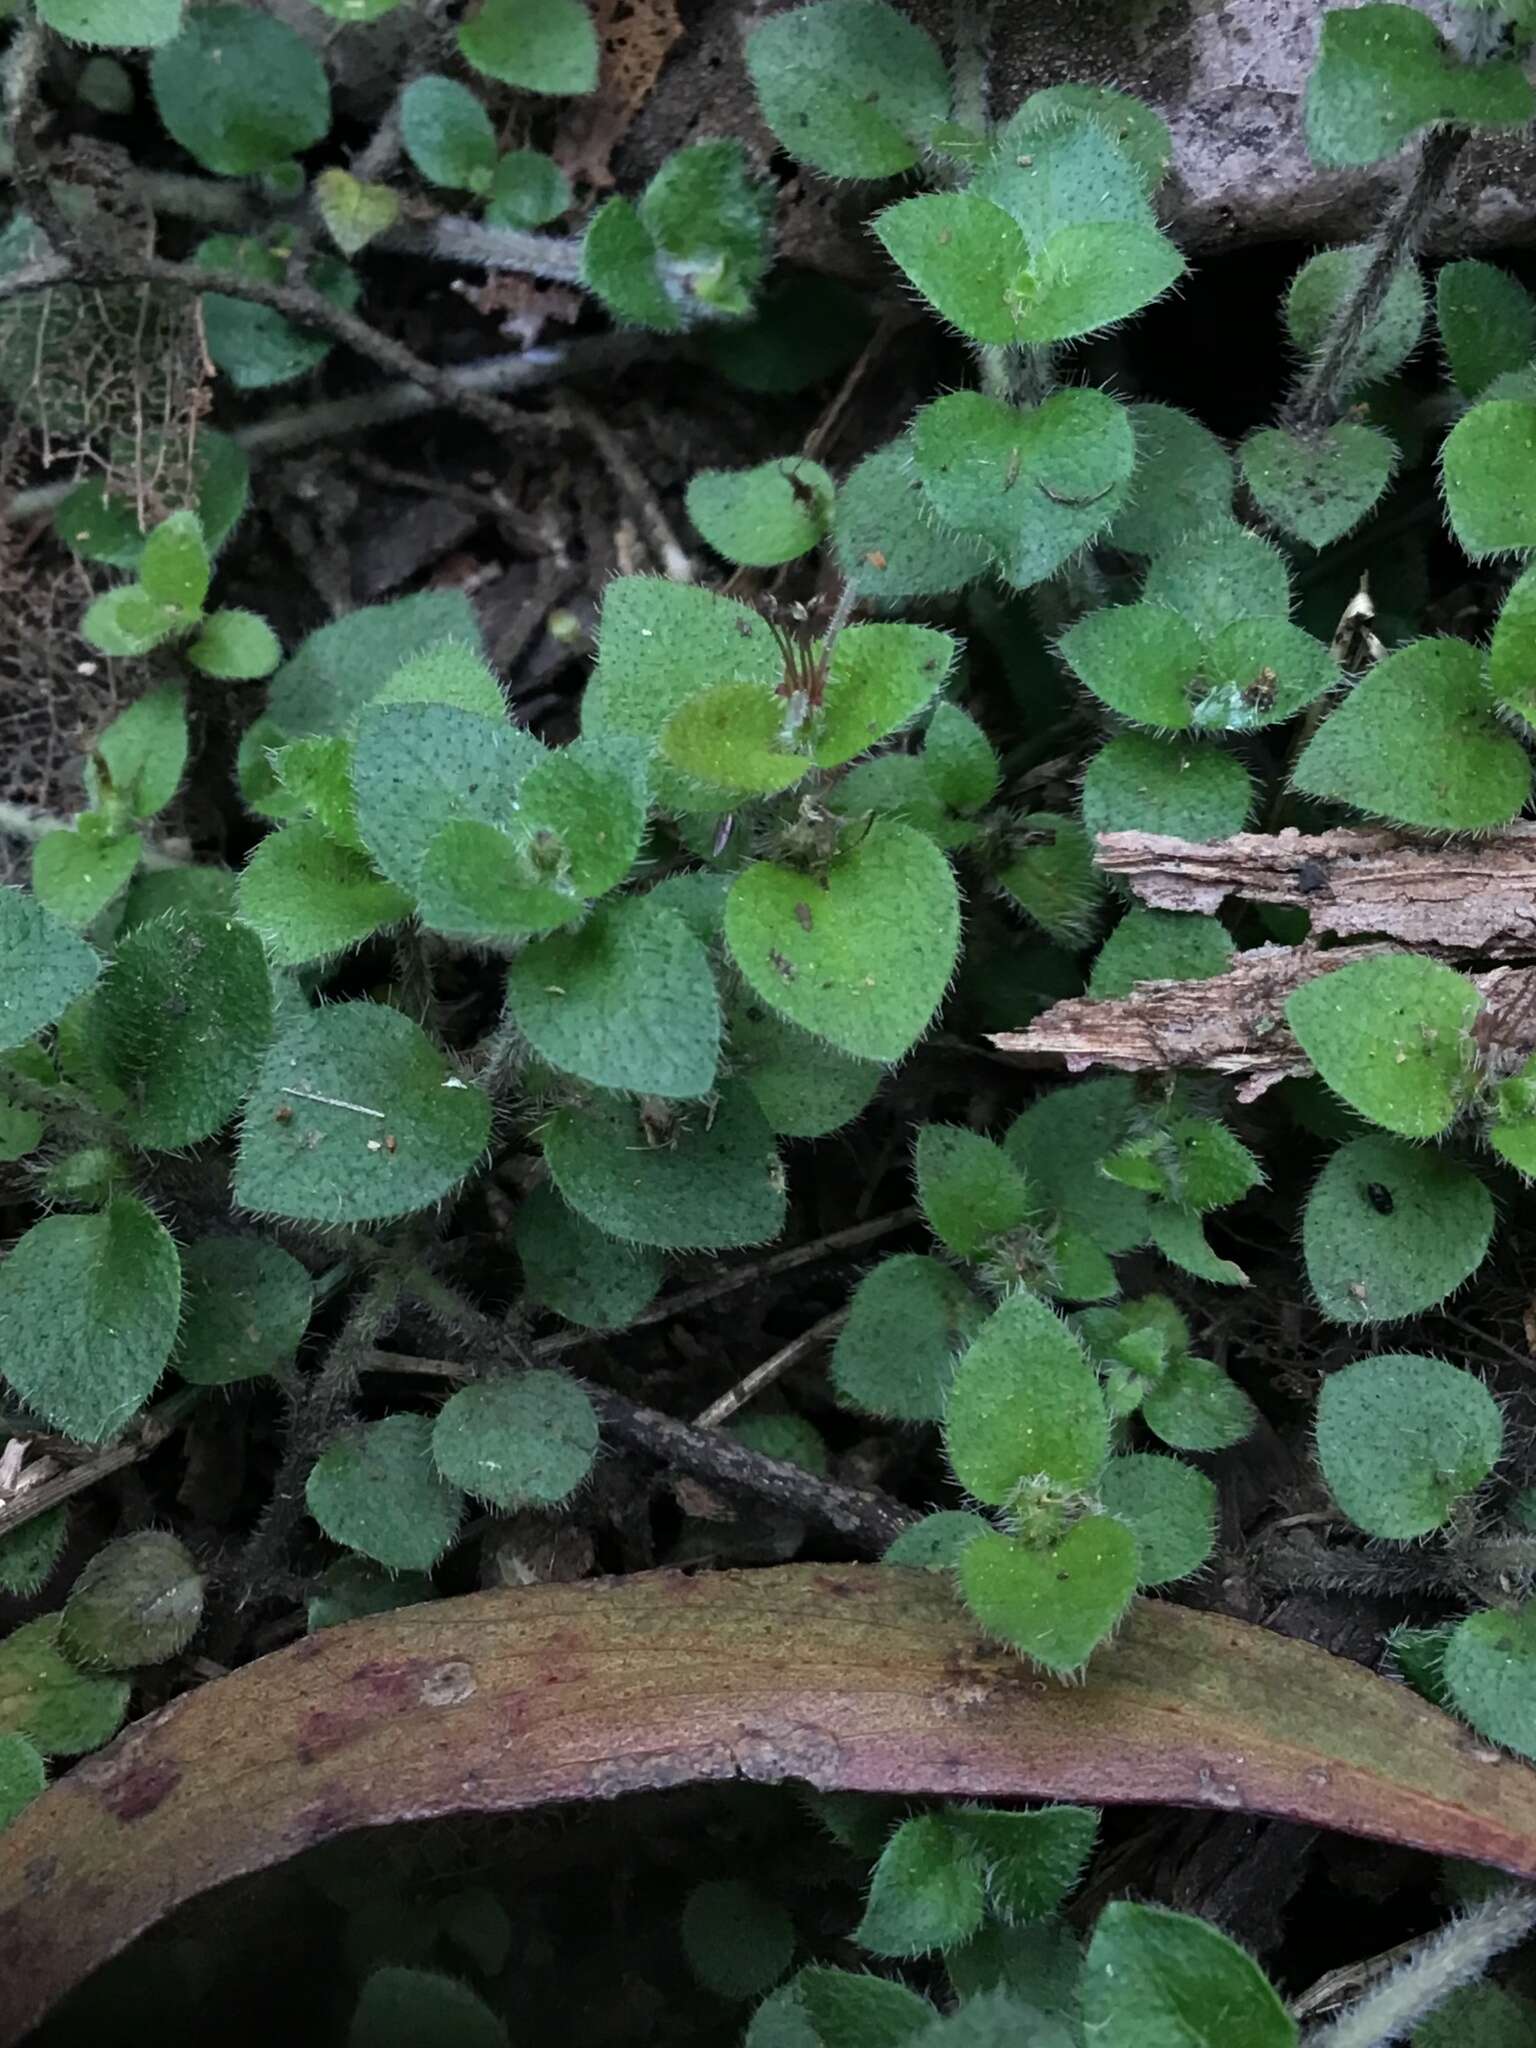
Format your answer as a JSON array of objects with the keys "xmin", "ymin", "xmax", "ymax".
[{"xmin": 7, "ymin": 0, "xmax": 1536, "ymax": 2039}]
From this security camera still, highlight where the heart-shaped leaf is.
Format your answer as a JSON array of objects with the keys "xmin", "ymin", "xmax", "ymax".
[
  {"xmin": 1302, "ymin": 1134, "xmax": 1493, "ymax": 1325},
  {"xmin": 1240, "ymin": 423, "xmax": 1395, "ymax": 549},
  {"xmin": 1317, "ymin": 1354, "xmax": 1502, "ymax": 1540},
  {"xmin": 944, "ymin": 1291, "xmax": 1109, "ymax": 1506},
  {"xmin": 958, "ymin": 1518, "xmax": 1139, "ymax": 1675},
  {"xmin": 1286, "ymin": 955, "xmax": 1481, "ymax": 1138}
]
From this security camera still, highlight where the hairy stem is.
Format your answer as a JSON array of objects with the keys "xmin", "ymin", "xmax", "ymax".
[
  {"xmin": 951, "ymin": 0, "xmax": 995, "ymax": 134},
  {"xmin": 1283, "ymin": 124, "xmax": 1467, "ymax": 438},
  {"xmin": 1302, "ymin": 1886, "xmax": 1536, "ymax": 2047}
]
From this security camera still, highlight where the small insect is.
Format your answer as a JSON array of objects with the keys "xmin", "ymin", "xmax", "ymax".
[
  {"xmin": 793, "ymin": 901, "xmax": 814, "ymax": 934},
  {"xmin": 1295, "ymin": 857, "xmax": 1329, "ymax": 896},
  {"xmin": 1240, "ymin": 666, "xmax": 1278, "ymax": 713},
  {"xmin": 1364, "ymin": 1182, "xmax": 1394, "ymax": 1216},
  {"xmin": 273, "ymin": 1103, "xmax": 294, "ymax": 1124}
]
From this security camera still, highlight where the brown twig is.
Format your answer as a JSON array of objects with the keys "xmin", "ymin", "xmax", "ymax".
[
  {"xmin": 552, "ymin": 391, "xmax": 693, "ymax": 581},
  {"xmin": 0, "ymin": 1392, "xmax": 201, "ymax": 1542},
  {"xmin": 531, "ymin": 1206, "xmax": 921, "ymax": 1354},
  {"xmin": 365, "ymin": 1348, "xmax": 915, "ymax": 1554},
  {"xmin": 692, "ymin": 1309, "xmax": 848, "ymax": 1427}
]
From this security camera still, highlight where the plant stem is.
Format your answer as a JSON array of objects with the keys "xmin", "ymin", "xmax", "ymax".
[
  {"xmin": 226, "ymin": 1272, "xmax": 402, "ymax": 1612},
  {"xmin": 1301, "ymin": 1885, "xmax": 1536, "ymax": 2047},
  {"xmin": 951, "ymin": 0, "xmax": 995, "ymax": 134},
  {"xmin": 692, "ymin": 1309, "xmax": 848, "ymax": 1427},
  {"xmin": 1283, "ymin": 124, "xmax": 1468, "ymax": 438}
]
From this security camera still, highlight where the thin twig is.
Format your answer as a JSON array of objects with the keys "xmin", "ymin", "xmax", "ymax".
[
  {"xmin": 1284, "ymin": 125, "xmax": 1468, "ymax": 438},
  {"xmin": 364, "ymin": 1349, "xmax": 915, "ymax": 1554},
  {"xmin": 532, "ymin": 1206, "xmax": 921, "ymax": 1354},
  {"xmin": 3, "ymin": 334, "xmax": 665, "ymax": 520},
  {"xmin": 553, "ymin": 391, "xmax": 694, "ymax": 581},
  {"xmin": 0, "ymin": 1392, "xmax": 202, "ymax": 1542},
  {"xmin": 693, "ymin": 1309, "xmax": 848, "ymax": 1428},
  {"xmin": 0, "ymin": 250, "xmax": 534, "ymax": 437}
]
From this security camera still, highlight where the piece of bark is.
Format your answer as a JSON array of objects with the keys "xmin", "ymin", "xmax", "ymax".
[
  {"xmin": 994, "ymin": 944, "xmax": 1536, "ymax": 1098},
  {"xmin": 7, "ymin": 1566, "xmax": 1536, "ymax": 2043},
  {"xmin": 1097, "ymin": 825, "xmax": 1536, "ymax": 956}
]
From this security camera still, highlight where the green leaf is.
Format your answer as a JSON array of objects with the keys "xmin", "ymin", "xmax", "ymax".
[
  {"xmin": 915, "ymin": 1125, "xmax": 1035, "ymax": 1261},
  {"xmin": 582, "ymin": 197, "xmax": 680, "ymax": 331},
  {"xmin": 1292, "ymin": 637, "xmax": 1529, "ymax": 828},
  {"xmin": 1240, "ymin": 423, "xmax": 1395, "ymax": 550},
  {"xmin": 834, "ymin": 437, "xmax": 991, "ymax": 601},
  {"xmin": 307, "ymin": 1559, "xmax": 434, "ymax": 1633},
  {"xmin": 513, "ymin": 1185, "xmax": 661, "ymax": 1329},
  {"xmin": 1302, "ymin": 1133, "xmax": 1493, "ymax": 1325},
  {"xmin": 308, "ymin": 1414, "xmax": 463, "ymax": 1572},
  {"xmin": 239, "ymin": 821, "xmax": 413, "ymax": 967},
  {"xmin": 1005, "ymin": 1076, "xmax": 1150, "ymax": 1256},
  {"xmin": 314, "ymin": 168, "xmax": 401, "ymax": 257},
  {"xmin": 506, "ymin": 898, "xmax": 721, "ymax": 1100},
  {"xmin": 1413, "ymin": 1984, "xmax": 1536, "ymax": 2048},
  {"xmin": 0, "ymin": 884, "xmax": 102, "ymax": 1048},
  {"xmin": 1107, "ymin": 405, "xmax": 1234, "ymax": 557},
  {"xmin": 637, "ymin": 139, "xmax": 772, "ymax": 320},
  {"xmin": 994, "ymin": 815, "xmax": 1101, "ymax": 946},
  {"xmin": 89, "ymin": 682, "xmax": 189, "ymax": 820},
  {"xmin": 583, "ymin": 578, "xmax": 779, "ymax": 767},
  {"xmin": 1082, "ymin": 1902, "xmax": 1296, "ymax": 2048},
  {"xmin": 0, "ymin": 1506, "xmax": 68, "ymax": 1598},
  {"xmin": 541, "ymin": 1086, "xmax": 785, "ymax": 1250},
  {"xmin": 1060, "ymin": 603, "xmax": 1205, "ymax": 731},
  {"xmin": 1143, "ymin": 1355, "xmax": 1256, "ymax": 1453},
  {"xmin": 832, "ymin": 1254, "xmax": 986, "ymax": 1424},
  {"xmin": 39, "ymin": 0, "xmax": 181, "ymax": 47},
  {"xmin": 351, "ymin": 702, "xmax": 542, "ymax": 894},
  {"xmin": 432, "ymin": 1371, "xmax": 598, "ymax": 1510},
  {"xmin": 1286, "ymin": 247, "xmax": 1426, "ymax": 393},
  {"xmin": 682, "ymin": 1878, "xmax": 794, "ymax": 2000},
  {"xmin": 376, "ymin": 640, "xmax": 507, "ymax": 721},
  {"xmin": 949, "ymin": 1806, "xmax": 1097, "ymax": 1924},
  {"xmin": 1444, "ymin": 1605, "xmax": 1536, "ymax": 1762},
  {"xmin": 176, "ymin": 1235, "xmax": 313, "ymax": 1385},
  {"xmin": 486, "ymin": 148, "xmax": 571, "ymax": 228},
  {"xmin": 728, "ymin": 997, "xmax": 881, "ymax": 1138},
  {"xmin": 912, "ymin": 389, "xmax": 1135, "ymax": 589},
  {"xmin": 81, "ymin": 583, "xmax": 182, "ymax": 657},
  {"xmin": 459, "ymin": 0, "xmax": 598, "ymax": 93},
  {"xmin": 1317, "ymin": 1353, "xmax": 1501, "ymax": 1540},
  {"xmin": 885, "ymin": 1511, "xmax": 984, "ymax": 1574},
  {"xmin": 1187, "ymin": 619, "xmax": 1339, "ymax": 734},
  {"xmin": 349, "ymin": 1967, "xmax": 507, "ymax": 2048},
  {"xmin": 0, "ymin": 1732, "xmax": 45, "ymax": 1830},
  {"xmin": 1090, "ymin": 911, "xmax": 1234, "ymax": 1000},
  {"xmin": 1437, "ymin": 260, "xmax": 1536, "ymax": 401},
  {"xmin": 1142, "ymin": 523, "xmax": 1291, "ymax": 635},
  {"xmin": 687, "ymin": 458, "xmax": 833, "ymax": 568},
  {"xmin": 89, "ymin": 911, "xmax": 272, "ymax": 1149},
  {"xmin": 119, "ymin": 864, "xmax": 237, "ymax": 931},
  {"xmin": 856, "ymin": 1814, "xmax": 986, "ymax": 1958},
  {"xmin": 0, "ymin": 1616, "xmax": 129, "ymax": 1758},
  {"xmin": 56, "ymin": 431, "xmax": 248, "ymax": 569},
  {"xmin": 660, "ymin": 685, "xmax": 807, "ymax": 800},
  {"xmin": 729, "ymin": 1412, "xmax": 828, "ymax": 1476},
  {"xmin": 1489, "ymin": 561, "xmax": 1536, "ymax": 722},
  {"xmin": 139, "ymin": 508, "xmax": 210, "ymax": 615},
  {"xmin": 944, "ymin": 1291, "xmax": 1108, "ymax": 1506},
  {"xmin": 1442, "ymin": 398, "xmax": 1536, "ymax": 556},
  {"xmin": 1098, "ymin": 1453, "xmax": 1215, "ymax": 1586},
  {"xmin": 724, "ymin": 822, "xmax": 959, "ymax": 1063},
  {"xmin": 268, "ymin": 591, "xmax": 483, "ymax": 736},
  {"xmin": 745, "ymin": 0, "xmax": 951, "ymax": 179},
  {"xmin": 923, "ymin": 704, "xmax": 1000, "ymax": 814},
  {"xmin": 747, "ymin": 1966, "xmax": 933, "ymax": 2048},
  {"xmin": 1285, "ymin": 955, "xmax": 1480, "ymax": 1138},
  {"xmin": 31, "ymin": 821, "xmax": 140, "ymax": 933},
  {"xmin": 401, "ymin": 75, "xmax": 497, "ymax": 193},
  {"xmin": 61, "ymin": 1530, "xmax": 203, "ymax": 1668},
  {"xmin": 701, "ymin": 270, "xmax": 872, "ymax": 396},
  {"xmin": 234, "ymin": 1003, "xmax": 491, "ymax": 1225},
  {"xmin": 196, "ymin": 236, "xmax": 360, "ymax": 390},
  {"xmin": 1148, "ymin": 1205, "xmax": 1247, "ymax": 1287},
  {"xmin": 959, "ymin": 1518, "xmax": 1138, "ymax": 1675},
  {"xmin": 186, "ymin": 608, "xmax": 282, "ymax": 681},
  {"xmin": 1019, "ymin": 83, "xmax": 1172, "ymax": 191},
  {"xmin": 874, "ymin": 193, "xmax": 1032, "ymax": 344},
  {"xmin": 1304, "ymin": 4, "xmax": 1532, "ymax": 168},
  {"xmin": 0, "ymin": 1196, "xmax": 180, "ymax": 1443},
  {"xmin": 151, "ymin": 4, "xmax": 330, "ymax": 174},
  {"xmin": 810, "ymin": 624, "xmax": 954, "ymax": 768},
  {"xmin": 1081, "ymin": 734, "xmax": 1251, "ymax": 843}
]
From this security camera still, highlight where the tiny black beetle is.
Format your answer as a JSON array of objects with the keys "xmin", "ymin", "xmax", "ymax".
[{"xmin": 1364, "ymin": 1182, "xmax": 1394, "ymax": 1215}]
